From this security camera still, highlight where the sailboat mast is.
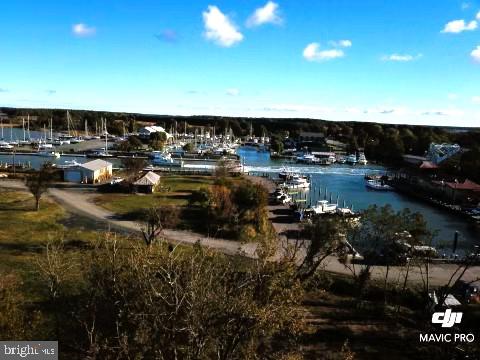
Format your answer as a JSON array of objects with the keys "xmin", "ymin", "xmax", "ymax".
[
  {"xmin": 1, "ymin": 118, "xmax": 3, "ymax": 139},
  {"xmin": 22, "ymin": 118, "xmax": 25, "ymax": 141},
  {"xmin": 27, "ymin": 114, "xmax": 30, "ymax": 140},
  {"xmin": 67, "ymin": 111, "xmax": 71, "ymax": 137},
  {"xmin": 104, "ymin": 118, "xmax": 108, "ymax": 155},
  {"xmin": 50, "ymin": 117, "xmax": 53, "ymax": 140}
]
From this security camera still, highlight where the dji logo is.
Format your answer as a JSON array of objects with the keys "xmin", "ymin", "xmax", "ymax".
[{"xmin": 432, "ymin": 309, "xmax": 463, "ymax": 328}]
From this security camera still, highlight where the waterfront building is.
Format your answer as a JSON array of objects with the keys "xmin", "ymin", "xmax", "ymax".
[
  {"xmin": 63, "ymin": 159, "xmax": 113, "ymax": 184},
  {"xmin": 433, "ymin": 179, "xmax": 480, "ymax": 204},
  {"xmin": 426, "ymin": 143, "xmax": 462, "ymax": 165},
  {"xmin": 138, "ymin": 126, "xmax": 171, "ymax": 139}
]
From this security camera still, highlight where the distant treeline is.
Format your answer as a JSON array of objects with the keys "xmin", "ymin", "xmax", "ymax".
[{"xmin": 2, "ymin": 107, "xmax": 479, "ymax": 180}]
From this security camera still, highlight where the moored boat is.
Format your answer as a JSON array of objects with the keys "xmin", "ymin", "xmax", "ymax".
[{"xmin": 365, "ymin": 179, "xmax": 393, "ymax": 191}]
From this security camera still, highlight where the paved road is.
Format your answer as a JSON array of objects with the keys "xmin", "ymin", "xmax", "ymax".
[{"xmin": 1, "ymin": 178, "xmax": 478, "ymax": 287}]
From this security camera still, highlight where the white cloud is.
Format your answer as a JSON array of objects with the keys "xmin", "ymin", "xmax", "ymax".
[
  {"xmin": 421, "ymin": 109, "xmax": 464, "ymax": 116},
  {"xmin": 472, "ymin": 96, "xmax": 480, "ymax": 104},
  {"xmin": 202, "ymin": 6, "xmax": 243, "ymax": 47},
  {"xmin": 472, "ymin": 45, "xmax": 480, "ymax": 62},
  {"xmin": 72, "ymin": 23, "xmax": 96, "ymax": 37},
  {"xmin": 381, "ymin": 53, "xmax": 422, "ymax": 62},
  {"xmin": 226, "ymin": 88, "xmax": 240, "ymax": 96},
  {"xmin": 303, "ymin": 43, "xmax": 344, "ymax": 62},
  {"xmin": 477, "ymin": 11, "xmax": 480, "ymax": 20},
  {"xmin": 246, "ymin": 1, "xmax": 282, "ymax": 27},
  {"xmin": 448, "ymin": 93, "xmax": 459, "ymax": 100},
  {"xmin": 262, "ymin": 103, "xmax": 335, "ymax": 114},
  {"xmin": 330, "ymin": 39, "xmax": 352, "ymax": 48},
  {"xmin": 462, "ymin": 2, "xmax": 471, "ymax": 10},
  {"xmin": 363, "ymin": 106, "xmax": 409, "ymax": 115},
  {"xmin": 441, "ymin": 19, "xmax": 477, "ymax": 33}
]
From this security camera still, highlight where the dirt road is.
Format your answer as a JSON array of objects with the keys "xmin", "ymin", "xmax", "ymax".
[{"xmin": 1, "ymin": 178, "xmax": 478, "ymax": 287}]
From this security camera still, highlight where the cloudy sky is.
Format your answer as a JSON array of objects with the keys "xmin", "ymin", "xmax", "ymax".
[{"xmin": 0, "ymin": 0, "xmax": 479, "ymax": 127}]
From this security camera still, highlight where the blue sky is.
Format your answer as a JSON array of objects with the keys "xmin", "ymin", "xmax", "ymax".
[{"xmin": 0, "ymin": 0, "xmax": 479, "ymax": 127}]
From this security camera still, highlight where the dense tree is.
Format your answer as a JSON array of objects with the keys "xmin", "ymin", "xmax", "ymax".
[
  {"xmin": 122, "ymin": 158, "xmax": 147, "ymax": 179},
  {"xmin": 183, "ymin": 142, "xmax": 195, "ymax": 152}
]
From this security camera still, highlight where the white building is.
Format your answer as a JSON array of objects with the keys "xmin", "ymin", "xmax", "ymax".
[
  {"xmin": 138, "ymin": 126, "xmax": 171, "ymax": 139},
  {"xmin": 64, "ymin": 159, "xmax": 113, "ymax": 184}
]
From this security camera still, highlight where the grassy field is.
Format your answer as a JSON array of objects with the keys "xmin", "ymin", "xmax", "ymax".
[
  {"xmin": 0, "ymin": 189, "xmax": 133, "ymax": 297},
  {"xmin": 93, "ymin": 175, "xmax": 215, "ymax": 215}
]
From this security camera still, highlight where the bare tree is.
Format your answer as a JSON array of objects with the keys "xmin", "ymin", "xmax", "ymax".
[
  {"xmin": 296, "ymin": 216, "xmax": 347, "ymax": 281},
  {"xmin": 140, "ymin": 206, "xmax": 179, "ymax": 246},
  {"xmin": 25, "ymin": 163, "xmax": 54, "ymax": 211}
]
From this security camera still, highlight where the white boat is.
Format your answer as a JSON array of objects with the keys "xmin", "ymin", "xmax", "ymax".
[
  {"xmin": 0, "ymin": 141, "xmax": 13, "ymax": 150},
  {"xmin": 336, "ymin": 207, "xmax": 355, "ymax": 216},
  {"xmin": 38, "ymin": 150, "xmax": 61, "ymax": 158},
  {"xmin": 357, "ymin": 152, "xmax": 368, "ymax": 165},
  {"xmin": 151, "ymin": 152, "xmax": 183, "ymax": 167},
  {"xmin": 283, "ymin": 174, "xmax": 310, "ymax": 189},
  {"xmin": 311, "ymin": 200, "xmax": 337, "ymax": 214},
  {"xmin": 365, "ymin": 179, "xmax": 393, "ymax": 191},
  {"xmin": 345, "ymin": 154, "xmax": 357, "ymax": 165},
  {"xmin": 296, "ymin": 153, "xmax": 317, "ymax": 164},
  {"xmin": 88, "ymin": 149, "xmax": 113, "ymax": 158},
  {"xmin": 57, "ymin": 159, "xmax": 81, "ymax": 169},
  {"xmin": 38, "ymin": 143, "xmax": 54, "ymax": 149}
]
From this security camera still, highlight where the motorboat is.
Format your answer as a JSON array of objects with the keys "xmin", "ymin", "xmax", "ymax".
[
  {"xmin": 345, "ymin": 154, "xmax": 357, "ymax": 165},
  {"xmin": 296, "ymin": 153, "xmax": 317, "ymax": 164},
  {"xmin": 56, "ymin": 159, "xmax": 82, "ymax": 169},
  {"xmin": 87, "ymin": 148, "xmax": 113, "ymax": 158},
  {"xmin": 283, "ymin": 174, "xmax": 310, "ymax": 189},
  {"xmin": 0, "ymin": 141, "xmax": 13, "ymax": 150},
  {"xmin": 310, "ymin": 200, "xmax": 337, "ymax": 214},
  {"xmin": 336, "ymin": 207, "xmax": 355, "ymax": 216},
  {"xmin": 38, "ymin": 150, "xmax": 61, "ymax": 158},
  {"xmin": 357, "ymin": 152, "xmax": 368, "ymax": 165},
  {"xmin": 365, "ymin": 179, "xmax": 393, "ymax": 191},
  {"xmin": 151, "ymin": 152, "xmax": 183, "ymax": 167}
]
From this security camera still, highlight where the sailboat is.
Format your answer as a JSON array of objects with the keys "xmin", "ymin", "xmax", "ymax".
[
  {"xmin": 88, "ymin": 117, "xmax": 112, "ymax": 158},
  {"xmin": 8, "ymin": 120, "xmax": 19, "ymax": 146},
  {"xmin": 19, "ymin": 118, "xmax": 30, "ymax": 145}
]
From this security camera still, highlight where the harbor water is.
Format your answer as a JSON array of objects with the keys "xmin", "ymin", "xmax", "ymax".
[{"xmin": 238, "ymin": 148, "xmax": 479, "ymax": 252}]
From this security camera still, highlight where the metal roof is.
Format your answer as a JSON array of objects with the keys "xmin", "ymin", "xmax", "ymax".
[
  {"xmin": 80, "ymin": 159, "xmax": 112, "ymax": 171},
  {"xmin": 133, "ymin": 171, "xmax": 161, "ymax": 186}
]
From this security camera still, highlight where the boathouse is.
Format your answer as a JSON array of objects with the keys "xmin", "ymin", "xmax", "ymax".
[
  {"xmin": 133, "ymin": 171, "xmax": 160, "ymax": 193},
  {"xmin": 64, "ymin": 159, "xmax": 113, "ymax": 184}
]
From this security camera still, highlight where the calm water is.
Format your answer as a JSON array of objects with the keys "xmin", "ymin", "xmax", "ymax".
[
  {"xmin": 238, "ymin": 148, "xmax": 479, "ymax": 251},
  {"xmin": 0, "ymin": 127, "xmax": 54, "ymax": 141}
]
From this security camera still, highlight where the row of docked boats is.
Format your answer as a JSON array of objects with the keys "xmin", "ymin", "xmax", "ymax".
[{"xmin": 295, "ymin": 152, "xmax": 368, "ymax": 166}]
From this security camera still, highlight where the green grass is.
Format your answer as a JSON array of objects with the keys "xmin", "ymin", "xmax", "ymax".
[
  {"xmin": 94, "ymin": 175, "xmax": 215, "ymax": 215},
  {"xmin": 0, "ymin": 189, "xmax": 134, "ymax": 298}
]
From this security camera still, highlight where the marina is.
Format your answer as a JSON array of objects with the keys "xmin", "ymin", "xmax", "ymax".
[
  {"xmin": 238, "ymin": 148, "xmax": 479, "ymax": 251},
  {"xmin": 0, "ymin": 125, "xmax": 478, "ymax": 252}
]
